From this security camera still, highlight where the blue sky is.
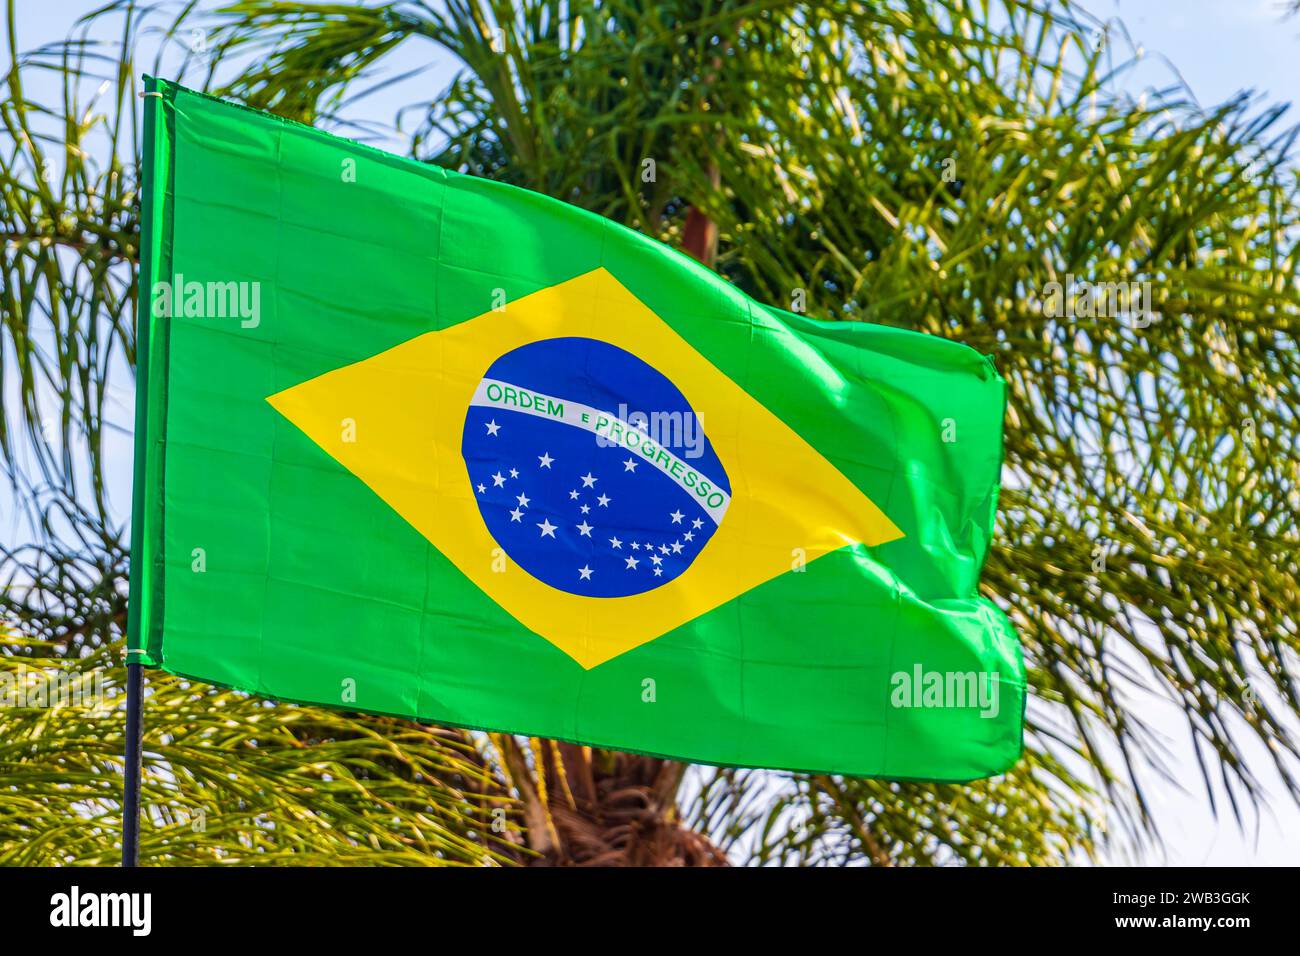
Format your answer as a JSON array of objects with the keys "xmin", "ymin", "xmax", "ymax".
[
  {"xmin": 7, "ymin": 0, "xmax": 1300, "ymax": 865},
  {"xmin": 1114, "ymin": 0, "xmax": 1300, "ymax": 111}
]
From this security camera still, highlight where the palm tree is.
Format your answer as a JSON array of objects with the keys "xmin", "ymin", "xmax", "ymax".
[{"xmin": 2, "ymin": 0, "xmax": 1297, "ymax": 865}]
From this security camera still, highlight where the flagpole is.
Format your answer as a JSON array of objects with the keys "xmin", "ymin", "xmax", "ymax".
[
  {"xmin": 122, "ymin": 82, "xmax": 164, "ymax": 870},
  {"xmin": 121, "ymin": 656, "xmax": 144, "ymax": 867}
]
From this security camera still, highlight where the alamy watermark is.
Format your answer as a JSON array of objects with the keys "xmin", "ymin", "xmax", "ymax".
[
  {"xmin": 1040, "ymin": 275, "xmax": 1157, "ymax": 327},
  {"xmin": 0, "ymin": 666, "xmax": 116, "ymax": 711},
  {"xmin": 595, "ymin": 404, "xmax": 705, "ymax": 459},
  {"xmin": 50, "ymin": 886, "xmax": 151, "ymax": 936},
  {"xmin": 151, "ymin": 273, "xmax": 261, "ymax": 328},
  {"xmin": 890, "ymin": 665, "xmax": 1001, "ymax": 719}
]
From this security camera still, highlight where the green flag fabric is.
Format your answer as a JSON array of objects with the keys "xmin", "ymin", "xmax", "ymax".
[{"xmin": 129, "ymin": 77, "xmax": 1024, "ymax": 781}]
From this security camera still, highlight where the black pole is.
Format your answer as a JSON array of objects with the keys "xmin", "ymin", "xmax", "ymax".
[{"xmin": 121, "ymin": 659, "xmax": 144, "ymax": 867}]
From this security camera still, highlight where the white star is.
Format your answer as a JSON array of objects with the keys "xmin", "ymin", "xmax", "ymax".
[
  {"xmin": 625, "ymin": 556, "xmax": 640, "ymax": 570},
  {"xmin": 516, "ymin": 492, "xmax": 530, "ymax": 508},
  {"xmin": 692, "ymin": 518, "xmax": 703, "ymax": 529},
  {"xmin": 597, "ymin": 494, "xmax": 611, "ymax": 507},
  {"xmin": 492, "ymin": 471, "xmax": 506, "ymax": 487},
  {"xmin": 485, "ymin": 419, "xmax": 501, "ymax": 436},
  {"xmin": 578, "ymin": 565, "xmax": 593, "ymax": 581},
  {"xmin": 631, "ymin": 542, "xmax": 640, "ymax": 551},
  {"xmin": 580, "ymin": 504, "xmax": 590, "ymax": 514},
  {"xmin": 683, "ymin": 531, "xmax": 694, "ymax": 542},
  {"xmin": 653, "ymin": 566, "xmax": 663, "ymax": 576},
  {"xmin": 671, "ymin": 541, "xmax": 684, "ymax": 554},
  {"xmin": 509, "ymin": 508, "xmax": 524, "ymax": 522},
  {"xmin": 509, "ymin": 468, "xmax": 519, "ymax": 479},
  {"xmin": 623, "ymin": 458, "xmax": 638, "ymax": 472},
  {"xmin": 580, "ymin": 472, "xmax": 597, "ymax": 488},
  {"xmin": 650, "ymin": 554, "xmax": 662, "ymax": 566},
  {"xmin": 538, "ymin": 452, "xmax": 554, "ymax": 469},
  {"xmin": 659, "ymin": 544, "xmax": 670, "ymax": 555},
  {"xmin": 576, "ymin": 521, "xmax": 593, "ymax": 537},
  {"xmin": 609, "ymin": 536, "xmax": 623, "ymax": 549},
  {"xmin": 476, "ymin": 483, "xmax": 486, "ymax": 493},
  {"xmin": 669, "ymin": 509, "xmax": 684, "ymax": 524},
  {"xmin": 537, "ymin": 518, "xmax": 557, "ymax": 538},
  {"xmin": 569, "ymin": 489, "xmax": 580, "ymax": 499},
  {"xmin": 643, "ymin": 542, "xmax": 653, "ymax": 551}
]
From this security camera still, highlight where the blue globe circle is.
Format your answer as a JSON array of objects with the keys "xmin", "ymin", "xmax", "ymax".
[{"xmin": 461, "ymin": 337, "xmax": 729, "ymax": 597}]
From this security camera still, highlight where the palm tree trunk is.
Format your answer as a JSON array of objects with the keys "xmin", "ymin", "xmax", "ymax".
[
  {"xmin": 682, "ymin": 164, "xmax": 721, "ymax": 266},
  {"xmin": 522, "ymin": 742, "xmax": 725, "ymax": 866},
  {"xmin": 508, "ymin": 192, "xmax": 727, "ymax": 866}
]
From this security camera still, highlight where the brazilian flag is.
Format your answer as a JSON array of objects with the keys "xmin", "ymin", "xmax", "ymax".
[{"xmin": 130, "ymin": 77, "xmax": 1024, "ymax": 781}]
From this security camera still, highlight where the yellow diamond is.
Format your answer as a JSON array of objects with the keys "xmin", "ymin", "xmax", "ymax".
[{"xmin": 267, "ymin": 268, "xmax": 902, "ymax": 668}]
